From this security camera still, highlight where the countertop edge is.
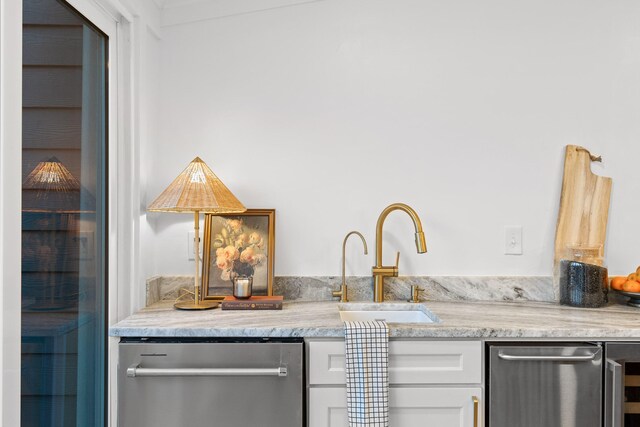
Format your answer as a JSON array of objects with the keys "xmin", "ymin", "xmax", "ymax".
[{"xmin": 109, "ymin": 300, "xmax": 640, "ymax": 339}]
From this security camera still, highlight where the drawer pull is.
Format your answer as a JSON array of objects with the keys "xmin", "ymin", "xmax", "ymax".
[
  {"xmin": 472, "ymin": 395, "xmax": 479, "ymax": 427},
  {"xmin": 126, "ymin": 364, "xmax": 287, "ymax": 378}
]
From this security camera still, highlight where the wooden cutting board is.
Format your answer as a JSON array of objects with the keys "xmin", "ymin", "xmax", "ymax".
[{"xmin": 554, "ymin": 145, "xmax": 612, "ymax": 265}]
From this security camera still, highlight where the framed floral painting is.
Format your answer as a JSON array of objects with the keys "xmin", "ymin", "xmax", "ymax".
[{"xmin": 202, "ymin": 209, "xmax": 275, "ymax": 299}]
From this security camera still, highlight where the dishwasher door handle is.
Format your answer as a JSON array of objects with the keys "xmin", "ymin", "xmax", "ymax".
[
  {"xmin": 498, "ymin": 352, "xmax": 597, "ymax": 362},
  {"xmin": 127, "ymin": 364, "xmax": 288, "ymax": 378}
]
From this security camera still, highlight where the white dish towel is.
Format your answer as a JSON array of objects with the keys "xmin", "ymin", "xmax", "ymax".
[{"xmin": 343, "ymin": 320, "xmax": 390, "ymax": 427}]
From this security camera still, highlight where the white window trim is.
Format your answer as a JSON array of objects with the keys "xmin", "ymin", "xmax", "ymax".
[{"xmin": 1, "ymin": 0, "xmax": 24, "ymax": 425}]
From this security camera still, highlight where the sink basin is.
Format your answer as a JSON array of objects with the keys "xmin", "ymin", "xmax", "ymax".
[
  {"xmin": 337, "ymin": 303, "xmax": 440, "ymax": 324},
  {"xmin": 340, "ymin": 310, "xmax": 434, "ymax": 323}
]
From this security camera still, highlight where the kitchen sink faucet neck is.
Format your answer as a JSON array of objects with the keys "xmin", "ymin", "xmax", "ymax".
[
  {"xmin": 333, "ymin": 231, "xmax": 368, "ymax": 303},
  {"xmin": 373, "ymin": 203, "xmax": 427, "ymax": 303}
]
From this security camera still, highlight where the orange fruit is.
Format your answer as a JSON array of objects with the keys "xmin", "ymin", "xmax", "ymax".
[
  {"xmin": 628, "ymin": 273, "xmax": 638, "ymax": 281},
  {"xmin": 611, "ymin": 276, "xmax": 627, "ymax": 290},
  {"xmin": 623, "ymin": 280, "xmax": 640, "ymax": 293}
]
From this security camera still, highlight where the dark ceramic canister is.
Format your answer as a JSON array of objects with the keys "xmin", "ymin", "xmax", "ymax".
[{"xmin": 559, "ymin": 259, "xmax": 608, "ymax": 307}]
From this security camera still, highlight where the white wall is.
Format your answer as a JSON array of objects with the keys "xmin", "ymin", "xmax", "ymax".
[
  {"xmin": 138, "ymin": 25, "xmax": 163, "ymax": 305},
  {"xmin": 124, "ymin": 0, "xmax": 163, "ymax": 310},
  {"xmin": 147, "ymin": 0, "xmax": 640, "ymax": 279}
]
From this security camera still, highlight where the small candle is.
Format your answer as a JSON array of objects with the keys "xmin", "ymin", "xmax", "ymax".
[{"xmin": 233, "ymin": 276, "xmax": 253, "ymax": 299}]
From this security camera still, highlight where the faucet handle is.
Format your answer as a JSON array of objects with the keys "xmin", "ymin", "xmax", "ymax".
[
  {"xmin": 332, "ymin": 284, "xmax": 348, "ymax": 303},
  {"xmin": 395, "ymin": 251, "xmax": 400, "ymax": 269},
  {"xmin": 409, "ymin": 285, "xmax": 424, "ymax": 303}
]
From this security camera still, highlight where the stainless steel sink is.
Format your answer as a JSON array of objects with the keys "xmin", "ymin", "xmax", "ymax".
[{"xmin": 337, "ymin": 302, "xmax": 440, "ymax": 324}]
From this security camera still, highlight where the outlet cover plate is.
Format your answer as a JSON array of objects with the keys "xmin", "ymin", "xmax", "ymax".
[{"xmin": 505, "ymin": 226, "xmax": 523, "ymax": 255}]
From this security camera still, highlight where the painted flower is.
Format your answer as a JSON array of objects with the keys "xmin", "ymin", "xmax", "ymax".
[
  {"xmin": 240, "ymin": 247, "xmax": 256, "ymax": 265},
  {"xmin": 216, "ymin": 256, "xmax": 231, "ymax": 270},
  {"xmin": 215, "ymin": 245, "xmax": 240, "ymax": 272},
  {"xmin": 249, "ymin": 232, "xmax": 263, "ymax": 248},
  {"xmin": 235, "ymin": 233, "xmax": 249, "ymax": 248},
  {"xmin": 228, "ymin": 219, "xmax": 243, "ymax": 232},
  {"xmin": 213, "ymin": 222, "xmax": 266, "ymax": 281},
  {"xmin": 223, "ymin": 245, "xmax": 239, "ymax": 261},
  {"xmin": 239, "ymin": 247, "xmax": 265, "ymax": 266}
]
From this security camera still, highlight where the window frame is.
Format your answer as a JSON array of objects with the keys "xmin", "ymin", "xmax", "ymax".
[{"xmin": 2, "ymin": 0, "xmax": 139, "ymax": 424}]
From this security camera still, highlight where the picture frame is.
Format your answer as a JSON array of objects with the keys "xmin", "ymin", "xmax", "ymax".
[{"xmin": 202, "ymin": 209, "xmax": 275, "ymax": 300}]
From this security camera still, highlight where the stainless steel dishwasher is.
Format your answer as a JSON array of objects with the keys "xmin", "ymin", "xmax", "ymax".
[
  {"xmin": 488, "ymin": 343, "xmax": 602, "ymax": 427},
  {"xmin": 118, "ymin": 337, "xmax": 304, "ymax": 427}
]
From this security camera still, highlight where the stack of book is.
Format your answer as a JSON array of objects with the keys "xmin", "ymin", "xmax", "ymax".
[{"xmin": 221, "ymin": 295, "xmax": 283, "ymax": 310}]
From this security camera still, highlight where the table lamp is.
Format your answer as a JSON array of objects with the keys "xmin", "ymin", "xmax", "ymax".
[
  {"xmin": 23, "ymin": 156, "xmax": 95, "ymax": 213},
  {"xmin": 23, "ymin": 157, "xmax": 96, "ymax": 310},
  {"xmin": 148, "ymin": 157, "xmax": 246, "ymax": 310}
]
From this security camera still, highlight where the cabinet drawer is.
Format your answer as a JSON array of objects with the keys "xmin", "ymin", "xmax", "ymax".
[
  {"xmin": 309, "ymin": 386, "xmax": 482, "ymax": 427},
  {"xmin": 308, "ymin": 340, "xmax": 481, "ymax": 385}
]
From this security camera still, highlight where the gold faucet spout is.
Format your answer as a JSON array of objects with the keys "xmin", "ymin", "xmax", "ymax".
[
  {"xmin": 342, "ymin": 231, "xmax": 368, "ymax": 286},
  {"xmin": 375, "ymin": 203, "xmax": 427, "ymax": 266},
  {"xmin": 373, "ymin": 203, "xmax": 427, "ymax": 302},
  {"xmin": 333, "ymin": 231, "xmax": 368, "ymax": 303},
  {"xmin": 415, "ymin": 231, "xmax": 427, "ymax": 254}
]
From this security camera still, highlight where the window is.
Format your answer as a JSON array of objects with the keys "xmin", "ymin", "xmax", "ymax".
[{"xmin": 21, "ymin": 0, "xmax": 108, "ymax": 425}]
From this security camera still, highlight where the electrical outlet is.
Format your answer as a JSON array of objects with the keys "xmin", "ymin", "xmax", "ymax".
[
  {"xmin": 505, "ymin": 226, "xmax": 523, "ymax": 255},
  {"xmin": 187, "ymin": 231, "xmax": 202, "ymax": 260}
]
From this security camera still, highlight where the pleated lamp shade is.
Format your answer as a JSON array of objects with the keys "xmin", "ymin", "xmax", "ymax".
[
  {"xmin": 22, "ymin": 157, "xmax": 96, "ymax": 213},
  {"xmin": 148, "ymin": 157, "xmax": 246, "ymax": 213}
]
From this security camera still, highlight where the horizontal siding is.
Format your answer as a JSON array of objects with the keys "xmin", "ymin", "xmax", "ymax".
[
  {"xmin": 23, "ymin": 109, "xmax": 81, "ymax": 149},
  {"xmin": 23, "ymin": 67, "xmax": 82, "ymax": 108},
  {"xmin": 23, "ymin": 0, "xmax": 82, "ymax": 26},
  {"xmin": 23, "ymin": 26, "xmax": 83, "ymax": 66}
]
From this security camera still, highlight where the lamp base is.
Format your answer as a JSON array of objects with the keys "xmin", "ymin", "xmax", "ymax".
[{"xmin": 174, "ymin": 300, "xmax": 219, "ymax": 310}]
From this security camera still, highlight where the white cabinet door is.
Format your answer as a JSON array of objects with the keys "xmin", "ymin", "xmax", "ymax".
[{"xmin": 309, "ymin": 387, "xmax": 482, "ymax": 427}]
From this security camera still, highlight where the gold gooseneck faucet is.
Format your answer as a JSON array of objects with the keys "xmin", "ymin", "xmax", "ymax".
[
  {"xmin": 372, "ymin": 203, "xmax": 427, "ymax": 303},
  {"xmin": 333, "ymin": 231, "xmax": 368, "ymax": 302}
]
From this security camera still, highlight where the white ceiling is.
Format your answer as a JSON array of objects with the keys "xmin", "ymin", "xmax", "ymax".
[
  {"xmin": 156, "ymin": 0, "xmax": 321, "ymax": 26},
  {"xmin": 151, "ymin": 0, "xmax": 167, "ymax": 9},
  {"xmin": 159, "ymin": 0, "xmax": 203, "ymax": 8}
]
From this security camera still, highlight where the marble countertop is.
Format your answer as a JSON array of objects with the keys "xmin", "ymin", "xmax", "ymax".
[{"xmin": 110, "ymin": 299, "xmax": 640, "ymax": 339}]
